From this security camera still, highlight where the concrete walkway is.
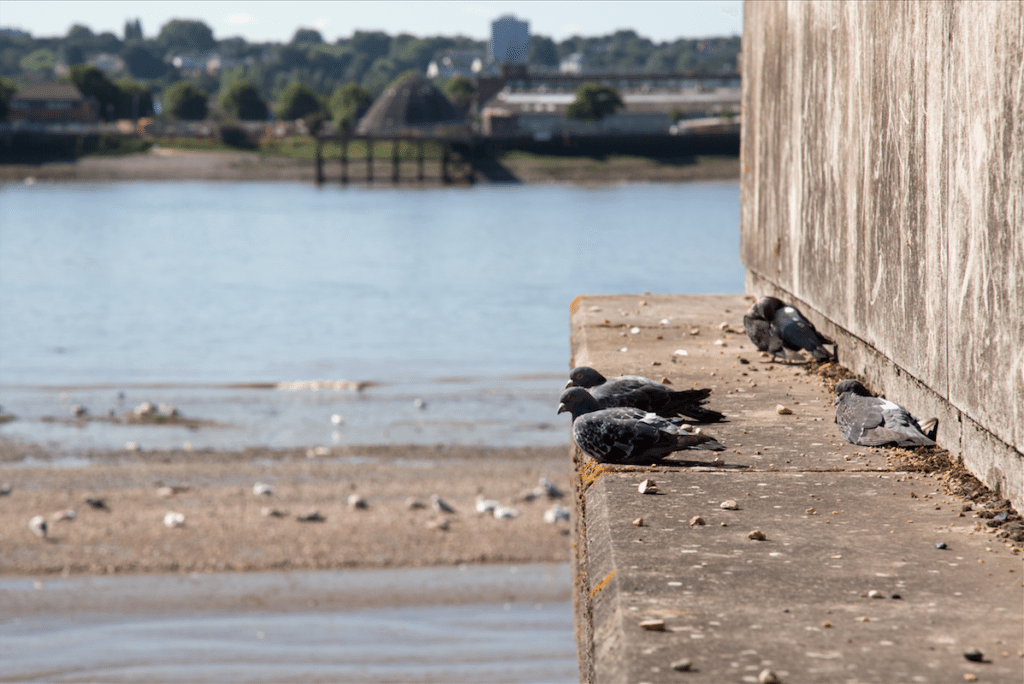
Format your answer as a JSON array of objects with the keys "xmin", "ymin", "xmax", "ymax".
[{"xmin": 568, "ymin": 294, "xmax": 1023, "ymax": 684}]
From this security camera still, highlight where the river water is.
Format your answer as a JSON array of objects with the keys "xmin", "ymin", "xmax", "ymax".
[
  {"xmin": 0, "ymin": 178, "xmax": 740, "ymax": 682},
  {"xmin": 0, "ymin": 180, "xmax": 742, "ymax": 452}
]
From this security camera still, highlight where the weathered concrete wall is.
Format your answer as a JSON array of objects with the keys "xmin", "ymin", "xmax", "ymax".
[{"xmin": 740, "ymin": 0, "xmax": 1024, "ymax": 507}]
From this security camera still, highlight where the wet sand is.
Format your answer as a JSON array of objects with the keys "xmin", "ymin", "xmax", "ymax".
[{"xmin": 0, "ymin": 442, "xmax": 573, "ymax": 576}]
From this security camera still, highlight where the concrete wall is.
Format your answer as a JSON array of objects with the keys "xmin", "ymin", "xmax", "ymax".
[{"xmin": 740, "ymin": 0, "xmax": 1024, "ymax": 508}]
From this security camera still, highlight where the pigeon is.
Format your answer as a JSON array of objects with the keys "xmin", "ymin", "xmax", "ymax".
[
  {"xmin": 558, "ymin": 387, "xmax": 724, "ymax": 464},
  {"xmin": 743, "ymin": 296, "xmax": 833, "ymax": 362},
  {"xmin": 834, "ymin": 380, "xmax": 936, "ymax": 447},
  {"xmin": 565, "ymin": 366, "xmax": 723, "ymax": 423}
]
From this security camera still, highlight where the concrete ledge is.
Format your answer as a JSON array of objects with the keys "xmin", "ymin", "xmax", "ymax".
[
  {"xmin": 746, "ymin": 270, "xmax": 1024, "ymax": 515},
  {"xmin": 570, "ymin": 294, "xmax": 1023, "ymax": 683}
]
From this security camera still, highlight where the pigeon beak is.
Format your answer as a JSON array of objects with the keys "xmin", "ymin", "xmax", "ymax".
[
  {"xmin": 564, "ymin": 379, "xmax": 573, "ymax": 388},
  {"xmin": 557, "ymin": 403, "xmax": 568, "ymax": 415}
]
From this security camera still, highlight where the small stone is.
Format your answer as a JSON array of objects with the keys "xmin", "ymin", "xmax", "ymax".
[
  {"xmin": 638, "ymin": 619, "xmax": 666, "ymax": 631},
  {"xmin": 890, "ymin": 593, "xmax": 902, "ymax": 600},
  {"xmin": 748, "ymin": 529, "xmax": 766, "ymax": 541},
  {"xmin": 689, "ymin": 328, "xmax": 700, "ymax": 335},
  {"xmin": 714, "ymin": 339, "xmax": 726, "ymax": 346},
  {"xmin": 758, "ymin": 669, "xmax": 782, "ymax": 684},
  {"xmin": 868, "ymin": 590, "xmax": 884, "ymax": 599},
  {"xmin": 822, "ymin": 620, "xmax": 832, "ymax": 628},
  {"xmin": 673, "ymin": 349, "xmax": 689, "ymax": 356},
  {"xmin": 805, "ymin": 507, "xmax": 818, "ymax": 515},
  {"xmin": 964, "ymin": 674, "xmax": 978, "ymax": 682},
  {"xmin": 253, "ymin": 482, "xmax": 273, "ymax": 496},
  {"xmin": 347, "ymin": 493, "xmax": 368, "ymax": 510},
  {"xmin": 689, "ymin": 516, "xmax": 706, "ymax": 526},
  {"xmin": 261, "ymin": 507, "xmax": 286, "ymax": 518},
  {"xmin": 296, "ymin": 510, "xmax": 325, "ymax": 522},
  {"xmin": 720, "ymin": 500, "xmax": 739, "ymax": 510},
  {"xmin": 405, "ymin": 497, "xmax": 427, "ymax": 509},
  {"xmin": 963, "ymin": 649, "xmax": 984, "ymax": 662},
  {"xmin": 633, "ymin": 517, "xmax": 645, "ymax": 527},
  {"xmin": 671, "ymin": 659, "xmax": 694, "ymax": 672},
  {"xmin": 426, "ymin": 518, "xmax": 450, "ymax": 531},
  {"xmin": 638, "ymin": 479, "xmax": 658, "ymax": 494},
  {"xmin": 776, "ymin": 404, "xmax": 793, "ymax": 415},
  {"xmin": 859, "ymin": 616, "xmax": 870, "ymax": 622},
  {"xmin": 935, "ymin": 542, "xmax": 947, "ymax": 549}
]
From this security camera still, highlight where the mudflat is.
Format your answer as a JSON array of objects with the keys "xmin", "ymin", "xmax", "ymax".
[{"xmin": 0, "ymin": 442, "xmax": 573, "ymax": 576}]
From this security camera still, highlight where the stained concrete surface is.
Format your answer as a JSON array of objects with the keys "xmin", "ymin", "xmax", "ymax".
[{"xmin": 569, "ymin": 294, "xmax": 1023, "ymax": 683}]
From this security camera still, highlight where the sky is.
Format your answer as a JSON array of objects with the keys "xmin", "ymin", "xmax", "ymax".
[{"xmin": 0, "ymin": 1, "xmax": 743, "ymax": 44}]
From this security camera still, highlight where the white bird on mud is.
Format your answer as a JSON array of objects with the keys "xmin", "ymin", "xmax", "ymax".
[
  {"xmin": 29, "ymin": 515, "xmax": 47, "ymax": 538},
  {"xmin": 544, "ymin": 505, "xmax": 571, "ymax": 524},
  {"xmin": 163, "ymin": 511, "xmax": 185, "ymax": 528},
  {"xmin": 475, "ymin": 495, "xmax": 499, "ymax": 515},
  {"xmin": 493, "ymin": 505, "xmax": 519, "ymax": 519}
]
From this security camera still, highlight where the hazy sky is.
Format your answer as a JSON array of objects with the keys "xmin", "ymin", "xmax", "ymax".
[{"xmin": 0, "ymin": 1, "xmax": 743, "ymax": 44}]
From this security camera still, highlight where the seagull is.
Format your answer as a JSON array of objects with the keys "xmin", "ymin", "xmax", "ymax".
[
  {"xmin": 347, "ymin": 493, "xmax": 368, "ymax": 510},
  {"xmin": 163, "ymin": 511, "xmax": 185, "ymax": 528},
  {"xmin": 743, "ymin": 296, "xmax": 833, "ymax": 362},
  {"xmin": 834, "ymin": 380, "xmax": 936, "ymax": 447},
  {"xmin": 544, "ymin": 505, "xmax": 571, "ymax": 524},
  {"xmin": 558, "ymin": 387, "xmax": 724, "ymax": 464},
  {"xmin": 253, "ymin": 483, "xmax": 273, "ymax": 496},
  {"xmin": 29, "ymin": 515, "xmax": 47, "ymax": 538},
  {"xmin": 539, "ymin": 475, "xmax": 564, "ymax": 499},
  {"xmin": 431, "ymin": 494, "xmax": 456, "ymax": 514},
  {"xmin": 475, "ymin": 495, "xmax": 499, "ymax": 514},
  {"xmin": 566, "ymin": 366, "xmax": 723, "ymax": 422},
  {"xmin": 493, "ymin": 505, "xmax": 519, "ymax": 519}
]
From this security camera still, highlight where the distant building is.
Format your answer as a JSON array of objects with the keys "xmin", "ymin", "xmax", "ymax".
[
  {"xmin": 356, "ymin": 75, "xmax": 467, "ymax": 137},
  {"xmin": 8, "ymin": 83, "xmax": 98, "ymax": 123},
  {"xmin": 490, "ymin": 15, "xmax": 530, "ymax": 66},
  {"xmin": 559, "ymin": 52, "xmax": 585, "ymax": 75},
  {"xmin": 426, "ymin": 50, "xmax": 484, "ymax": 79},
  {"xmin": 88, "ymin": 53, "xmax": 125, "ymax": 75}
]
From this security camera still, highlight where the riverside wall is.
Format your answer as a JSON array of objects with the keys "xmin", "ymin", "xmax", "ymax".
[{"xmin": 739, "ymin": 0, "xmax": 1024, "ymax": 510}]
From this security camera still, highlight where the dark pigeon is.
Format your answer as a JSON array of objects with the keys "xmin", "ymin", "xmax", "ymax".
[
  {"xmin": 557, "ymin": 387, "xmax": 724, "ymax": 464},
  {"xmin": 565, "ymin": 366, "xmax": 724, "ymax": 423},
  {"xmin": 834, "ymin": 380, "xmax": 936, "ymax": 447},
  {"xmin": 743, "ymin": 296, "xmax": 833, "ymax": 362}
]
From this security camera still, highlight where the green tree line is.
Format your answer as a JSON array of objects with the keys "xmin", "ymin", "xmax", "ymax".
[{"xmin": 0, "ymin": 19, "xmax": 739, "ymax": 123}]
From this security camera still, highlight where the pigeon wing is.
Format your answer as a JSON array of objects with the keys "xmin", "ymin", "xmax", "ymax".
[{"xmin": 774, "ymin": 306, "xmax": 832, "ymax": 361}]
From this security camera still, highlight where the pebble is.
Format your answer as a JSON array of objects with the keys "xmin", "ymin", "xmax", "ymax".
[
  {"xmin": 868, "ymin": 590, "xmax": 884, "ymax": 599},
  {"xmin": 689, "ymin": 516, "xmax": 706, "ymax": 526},
  {"xmin": 935, "ymin": 542, "xmax": 947, "ymax": 549},
  {"xmin": 671, "ymin": 658, "xmax": 694, "ymax": 672},
  {"xmin": 776, "ymin": 404, "xmax": 793, "ymax": 415},
  {"xmin": 426, "ymin": 518, "xmax": 450, "ymax": 531},
  {"xmin": 748, "ymin": 529, "xmax": 766, "ymax": 541},
  {"xmin": 253, "ymin": 483, "xmax": 273, "ymax": 496},
  {"xmin": 405, "ymin": 497, "xmax": 427, "ymax": 510},
  {"xmin": 805, "ymin": 507, "xmax": 818, "ymax": 515},
  {"xmin": 632, "ymin": 517, "xmax": 645, "ymax": 527},
  {"xmin": 963, "ymin": 649, "xmax": 984, "ymax": 662},
  {"xmin": 758, "ymin": 669, "xmax": 782, "ymax": 684},
  {"xmin": 70, "ymin": 404, "xmax": 87, "ymax": 417},
  {"xmin": 51, "ymin": 508, "xmax": 77, "ymax": 522},
  {"xmin": 261, "ymin": 507, "xmax": 286, "ymax": 518},
  {"xmin": 720, "ymin": 500, "xmax": 739, "ymax": 510},
  {"xmin": 638, "ymin": 619, "xmax": 666, "ymax": 631},
  {"xmin": 347, "ymin": 494, "xmax": 368, "ymax": 510},
  {"xmin": 296, "ymin": 510, "xmax": 325, "ymax": 522},
  {"xmin": 0, "ymin": 483, "xmax": 12, "ymax": 496},
  {"xmin": 638, "ymin": 479, "xmax": 658, "ymax": 495}
]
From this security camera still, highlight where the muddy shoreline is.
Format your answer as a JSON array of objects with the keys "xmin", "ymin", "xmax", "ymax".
[
  {"xmin": 0, "ymin": 441, "xmax": 573, "ymax": 577},
  {"xmin": 0, "ymin": 147, "xmax": 740, "ymax": 185}
]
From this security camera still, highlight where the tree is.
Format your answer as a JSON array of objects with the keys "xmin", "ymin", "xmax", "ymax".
[
  {"xmin": 565, "ymin": 83, "xmax": 624, "ymax": 122},
  {"xmin": 117, "ymin": 79, "xmax": 154, "ymax": 118},
  {"xmin": 220, "ymin": 79, "xmax": 268, "ymax": 120},
  {"xmin": 275, "ymin": 81, "xmax": 322, "ymax": 120},
  {"xmin": 122, "ymin": 43, "xmax": 167, "ymax": 79},
  {"xmin": 124, "ymin": 19, "xmax": 143, "ymax": 41},
  {"xmin": 68, "ymin": 64, "xmax": 121, "ymax": 120},
  {"xmin": 158, "ymin": 20, "xmax": 216, "ymax": 53},
  {"xmin": 291, "ymin": 28, "xmax": 323, "ymax": 45},
  {"xmin": 0, "ymin": 77, "xmax": 17, "ymax": 121},
  {"xmin": 163, "ymin": 81, "xmax": 208, "ymax": 120},
  {"xmin": 329, "ymin": 82, "xmax": 371, "ymax": 132},
  {"xmin": 528, "ymin": 35, "xmax": 559, "ymax": 68},
  {"xmin": 443, "ymin": 75, "xmax": 474, "ymax": 113}
]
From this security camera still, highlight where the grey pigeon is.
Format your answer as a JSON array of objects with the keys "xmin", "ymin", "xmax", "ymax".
[
  {"xmin": 743, "ymin": 296, "xmax": 833, "ymax": 362},
  {"xmin": 834, "ymin": 380, "xmax": 936, "ymax": 447},
  {"xmin": 557, "ymin": 387, "xmax": 724, "ymax": 464},
  {"xmin": 566, "ymin": 366, "xmax": 723, "ymax": 423}
]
